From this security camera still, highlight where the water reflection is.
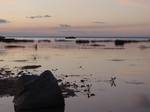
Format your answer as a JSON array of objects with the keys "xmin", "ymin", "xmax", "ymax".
[
  {"xmin": 0, "ymin": 40, "xmax": 150, "ymax": 112},
  {"xmin": 34, "ymin": 44, "xmax": 38, "ymax": 51}
]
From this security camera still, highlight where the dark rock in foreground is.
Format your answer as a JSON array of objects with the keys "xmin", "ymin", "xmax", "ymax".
[
  {"xmin": 15, "ymin": 109, "xmax": 64, "ymax": 112},
  {"xmin": 13, "ymin": 70, "xmax": 64, "ymax": 112},
  {"xmin": 0, "ymin": 78, "xmax": 16, "ymax": 96}
]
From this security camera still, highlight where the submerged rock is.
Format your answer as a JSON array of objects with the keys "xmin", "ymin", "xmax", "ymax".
[
  {"xmin": 0, "ymin": 35, "xmax": 6, "ymax": 40},
  {"xmin": 114, "ymin": 39, "xmax": 143, "ymax": 46},
  {"xmin": 5, "ymin": 45, "xmax": 25, "ymax": 49},
  {"xmin": 65, "ymin": 36, "xmax": 76, "ymax": 39},
  {"xmin": 21, "ymin": 65, "xmax": 42, "ymax": 69},
  {"xmin": 0, "ymin": 38, "xmax": 34, "ymax": 43},
  {"xmin": 38, "ymin": 40, "xmax": 51, "ymax": 43},
  {"xmin": 76, "ymin": 40, "xmax": 90, "ymax": 44},
  {"xmin": 13, "ymin": 70, "xmax": 65, "ymax": 112}
]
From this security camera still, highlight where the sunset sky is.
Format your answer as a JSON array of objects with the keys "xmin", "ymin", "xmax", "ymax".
[{"xmin": 0, "ymin": 0, "xmax": 150, "ymax": 36}]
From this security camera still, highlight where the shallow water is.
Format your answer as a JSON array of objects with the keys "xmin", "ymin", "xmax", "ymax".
[{"xmin": 0, "ymin": 40, "xmax": 150, "ymax": 112}]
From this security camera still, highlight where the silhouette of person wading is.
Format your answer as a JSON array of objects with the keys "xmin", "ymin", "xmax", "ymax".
[{"xmin": 110, "ymin": 76, "xmax": 117, "ymax": 87}]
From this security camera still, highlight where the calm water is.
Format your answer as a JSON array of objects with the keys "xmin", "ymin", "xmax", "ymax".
[
  {"xmin": 6, "ymin": 36, "xmax": 150, "ymax": 41},
  {"xmin": 0, "ymin": 38, "xmax": 150, "ymax": 112}
]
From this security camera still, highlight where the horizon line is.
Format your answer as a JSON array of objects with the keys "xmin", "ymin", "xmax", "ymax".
[{"xmin": 4, "ymin": 35, "xmax": 150, "ymax": 38}]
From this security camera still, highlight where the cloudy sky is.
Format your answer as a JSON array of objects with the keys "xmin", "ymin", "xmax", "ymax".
[{"xmin": 0, "ymin": 0, "xmax": 150, "ymax": 36}]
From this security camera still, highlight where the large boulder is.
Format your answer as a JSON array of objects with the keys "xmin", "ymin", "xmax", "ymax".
[{"xmin": 13, "ymin": 70, "xmax": 64, "ymax": 112}]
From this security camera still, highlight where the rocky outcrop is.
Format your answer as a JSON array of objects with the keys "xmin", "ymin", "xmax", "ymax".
[{"xmin": 13, "ymin": 70, "xmax": 64, "ymax": 112}]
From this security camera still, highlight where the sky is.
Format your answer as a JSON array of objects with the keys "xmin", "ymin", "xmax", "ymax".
[{"xmin": 0, "ymin": 0, "xmax": 150, "ymax": 37}]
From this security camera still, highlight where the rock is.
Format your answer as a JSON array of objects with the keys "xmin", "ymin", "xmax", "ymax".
[
  {"xmin": 91, "ymin": 40, "xmax": 113, "ymax": 43},
  {"xmin": 13, "ymin": 70, "xmax": 64, "ymax": 112},
  {"xmin": 0, "ymin": 78, "xmax": 16, "ymax": 96},
  {"xmin": 38, "ymin": 40, "xmax": 51, "ymax": 43},
  {"xmin": 0, "ymin": 35, "xmax": 6, "ymax": 40},
  {"xmin": 114, "ymin": 39, "xmax": 140, "ymax": 46},
  {"xmin": 90, "ymin": 44, "xmax": 105, "ymax": 47},
  {"xmin": 0, "ymin": 38, "xmax": 34, "ymax": 43},
  {"xmin": 115, "ymin": 40, "xmax": 126, "ymax": 46},
  {"xmin": 76, "ymin": 40, "xmax": 90, "ymax": 44},
  {"xmin": 21, "ymin": 65, "xmax": 42, "ymax": 69},
  {"xmin": 14, "ymin": 109, "xmax": 63, "ymax": 112},
  {"xmin": 65, "ymin": 36, "xmax": 76, "ymax": 39},
  {"xmin": 5, "ymin": 45, "xmax": 25, "ymax": 49}
]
